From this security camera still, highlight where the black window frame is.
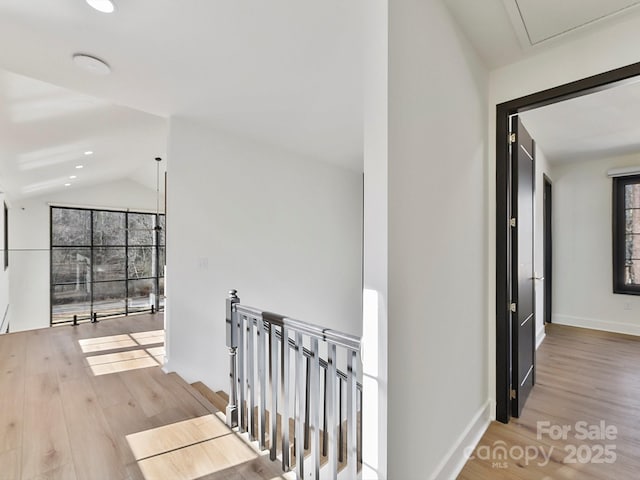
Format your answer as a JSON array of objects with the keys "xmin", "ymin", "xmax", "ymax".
[
  {"xmin": 613, "ymin": 174, "xmax": 640, "ymax": 295},
  {"xmin": 50, "ymin": 205, "xmax": 165, "ymax": 325}
]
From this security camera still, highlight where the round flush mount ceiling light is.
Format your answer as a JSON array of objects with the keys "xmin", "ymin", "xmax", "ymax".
[
  {"xmin": 86, "ymin": 0, "xmax": 115, "ymax": 13},
  {"xmin": 72, "ymin": 54, "xmax": 111, "ymax": 75}
]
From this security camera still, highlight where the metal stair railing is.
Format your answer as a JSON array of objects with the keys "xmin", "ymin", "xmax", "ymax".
[{"xmin": 225, "ymin": 289, "xmax": 362, "ymax": 480}]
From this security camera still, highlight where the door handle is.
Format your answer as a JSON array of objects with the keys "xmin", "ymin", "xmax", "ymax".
[{"xmin": 531, "ymin": 276, "xmax": 544, "ymax": 281}]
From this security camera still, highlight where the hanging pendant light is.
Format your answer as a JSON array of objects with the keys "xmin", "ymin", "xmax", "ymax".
[{"xmin": 154, "ymin": 157, "xmax": 163, "ymax": 232}]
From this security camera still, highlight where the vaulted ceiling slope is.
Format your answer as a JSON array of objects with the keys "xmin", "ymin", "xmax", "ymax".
[
  {"xmin": 0, "ymin": 0, "xmax": 364, "ymax": 172},
  {"xmin": 0, "ymin": 69, "xmax": 167, "ymax": 199}
]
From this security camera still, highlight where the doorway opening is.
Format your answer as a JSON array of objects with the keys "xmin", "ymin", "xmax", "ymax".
[{"xmin": 495, "ymin": 61, "xmax": 640, "ymax": 423}]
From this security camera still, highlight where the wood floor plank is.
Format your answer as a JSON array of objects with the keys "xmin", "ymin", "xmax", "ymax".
[
  {"xmin": 20, "ymin": 372, "xmax": 73, "ymax": 480},
  {"xmin": 3, "ymin": 313, "xmax": 320, "ymax": 480},
  {"xmin": 0, "ymin": 330, "xmax": 27, "ymax": 373},
  {"xmin": 89, "ymin": 371, "xmax": 137, "ymax": 410},
  {"xmin": 0, "ymin": 449, "xmax": 21, "ymax": 480},
  {"xmin": 102, "ymin": 398, "xmax": 154, "ymax": 467},
  {"xmin": 25, "ymin": 462, "xmax": 77, "ymax": 480},
  {"xmin": 119, "ymin": 366, "xmax": 175, "ymax": 419},
  {"xmin": 458, "ymin": 323, "xmax": 640, "ymax": 479},
  {"xmin": 23, "ymin": 331, "xmax": 55, "ymax": 377},
  {"xmin": 59, "ymin": 375, "xmax": 127, "ymax": 480},
  {"xmin": 0, "ymin": 366, "xmax": 25, "ymax": 455},
  {"xmin": 147, "ymin": 368, "xmax": 210, "ymax": 419},
  {"xmin": 49, "ymin": 329, "xmax": 88, "ymax": 384},
  {"xmin": 126, "ymin": 414, "xmax": 229, "ymax": 461}
]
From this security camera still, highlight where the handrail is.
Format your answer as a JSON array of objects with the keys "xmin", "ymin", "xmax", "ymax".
[
  {"xmin": 236, "ymin": 305, "xmax": 361, "ymax": 351},
  {"xmin": 225, "ymin": 289, "xmax": 362, "ymax": 478},
  {"xmin": 235, "ymin": 307, "xmax": 363, "ymax": 390}
]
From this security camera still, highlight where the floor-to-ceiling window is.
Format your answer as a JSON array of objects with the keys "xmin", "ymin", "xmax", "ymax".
[{"xmin": 50, "ymin": 206, "xmax": 165, "ymax": 325}]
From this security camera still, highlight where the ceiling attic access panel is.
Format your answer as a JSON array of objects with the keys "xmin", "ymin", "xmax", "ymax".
[{"xmin": 504, "ymin": 0, "xmax": 640, "ymax": 46}]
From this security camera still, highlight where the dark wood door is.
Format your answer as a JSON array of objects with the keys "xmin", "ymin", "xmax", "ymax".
[
  {"xmin": 511, "ymin": 116, "xmax": 535, "ymax": 417},
  {"xmin": 543, "ymin": 176, "xmax": 552, "ymax": 325}
]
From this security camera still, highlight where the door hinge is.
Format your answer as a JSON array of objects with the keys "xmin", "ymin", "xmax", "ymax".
[
  {"xmin": 510, "ymin": 388, "xmax": 517, "ymax": 400},
  {"xmin": 509, "ymin": 133, "xmax": 516, "ymax": 144},
  {"xmin": 510, "ymin": 303, "xmax": 517, "ymax": 313},
  {"xmin": 510, "ymin": 217, "xmax": 516, "ymax": 228}
]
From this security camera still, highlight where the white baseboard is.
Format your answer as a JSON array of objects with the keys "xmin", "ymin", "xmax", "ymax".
[
  {"xmin": 536, "ymin": 328, "xmax": 546, "ymax": 350},
  {"xmin": 553, "ymin": 314, "xmax": 640, "ymax": 337},
  {"xmin": 429, "ymin": 400, "xmax": 491, "ymax": 480},
  {"xmin": 161, "ymin": 360, "xmax": 173, "ymax": 374}
]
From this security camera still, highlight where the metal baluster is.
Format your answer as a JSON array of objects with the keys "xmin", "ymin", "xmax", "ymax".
[
  {"xmin": 269, "ymin": 322, "xmax": 278, "ymax": 461},
  {"xmin": 225, "ymin": 290, "xmax": 239, "ymax": 428},
  {"xmin": 295, "ymin": 332, "xmax": 305, "ymax": 479},
  {"xmin": 358, "ymin": 387, "xmax": 363, "ymax": 466},
  {"xmin": 238, "ymin": 313, "xmax": 246, "ymax": 432},
  {"xmin": 326, "ymin": 343, "xmax": 338, "ymax": 479},
  {"xmin": 310, "ymin": 337, "xmax": 320, "ymax": 479},
  {"xmin": 323, "ymin": 369, "xmax": 327, "ymax": 458},
  {"xmin": 304, "ymin": 358, "xmax": 310, "ymax": 450},
  {"xmin": 347, "ymin": 349, "xmax": 357, "ymax": 478},
  {"xmin": 258, "ymin": 319, "xmax": 266, "ymax": 449},
  {"xmin": 339, "ymin": 379, "xmax": 344, "ymax": 463},
  {"xmin": 247, "ymin": 317, "xmax": 256, "ymax": 440},
  {"xmin": 281, "ymin": 325, "xmax": 290, "ymax": 471}
]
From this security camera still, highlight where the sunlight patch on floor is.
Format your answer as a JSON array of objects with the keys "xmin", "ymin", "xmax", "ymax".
[
  {"xmin": 130, "ymin": 330, "xmax": 165, "ymax": 346},
  {"xmin": 127, "ymin": 414, "xmax": 260, "ymax": 480},
  {"xmin": 145, "ymin": 346, "xmax": 165, "ymax": 364},
  {"xmin": 87, "ymin": 351, "xmax": 160, "ymax": 376},
  {"xmin": 79, "ymin": 330, "xmax": 165, "ymax": 375},
  {"xmin": 78, "ymin": 334, "xmax": 137, "ymax": 353}
]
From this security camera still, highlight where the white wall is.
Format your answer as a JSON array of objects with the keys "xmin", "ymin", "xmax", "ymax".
[
  {"xmin": 488, "ymin": 14, "xmax": 640, "ymax": 418},
  {"xmin": 552, "ymin": 153, "xmax": 640, "ymax": 334},
  {"xmin": 362, "ymin": 0, "xmax": 388, "ymax": 477},
  {"xmin": 533, "ymin": 144, "xmax": 553, "ymax": 348},
  {"xmin": 8, "ymin": 179, "xmax": 157, "ymax": 332},
  {"xmin": 165, "ymin": 117, "xmax": 363, "ymax": 393},
  {"xmin": 385, "ymin": 1, "xmax": 489, "ymax": 478}
]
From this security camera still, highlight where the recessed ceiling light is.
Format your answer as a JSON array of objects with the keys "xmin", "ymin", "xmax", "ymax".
[
  {"xmin": 72, "ymin": 54, "xmax": 111, "ymax": 76},
  {"xmin": 76, "ymin": 165, "xmax": 84, "ymax": 169},
  {"xmin": 70, "ymin": 175, "xmax": 77, "ymax": 179},
  {"xmin": 65, "ymin": 183, "xmax": 71, "ymax": 187},
  {"xmin": 84, "ymin": 151, "xmax": 93, "ymax": 155},
  {"xmin": 86, "ymin": 0, "xmax": 115, "ymax": 13}
]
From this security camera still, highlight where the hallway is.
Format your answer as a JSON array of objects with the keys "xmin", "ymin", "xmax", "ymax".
[
  {"xmin": 459, "ymin": 324, "xmax": 640, "ymax": 479},
  {"xmin": 0, "ymin": 314, "xmax": 283, "ymax": 480}
]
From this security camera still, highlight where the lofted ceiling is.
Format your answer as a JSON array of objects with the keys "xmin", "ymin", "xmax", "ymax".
[
  {"xmin": 0, "ymin": 69, "xmax": 167, "ymax": 199},
  {"xmin": 0, "ymin": 0, "xmax": 364, "ymax": 193},
  {"xmin": 4, "ymin": 0, "xmax": 640, "ymax": 196}
]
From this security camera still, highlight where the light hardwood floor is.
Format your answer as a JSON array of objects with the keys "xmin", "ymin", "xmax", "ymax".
[
  {"xmin": 0, "ymin": 314, "xmax": 285, "ymax": 480},
  {"xmin": 458, "ymin": 323, "xmax": 640, "ymax": 479}
]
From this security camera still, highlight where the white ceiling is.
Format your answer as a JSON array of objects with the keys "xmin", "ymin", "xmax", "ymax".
[
  {"xmin": 0, "ymin": 69, "xmax": 167, "ymax": 199},
  {"xmin": 519, "ymin": 79, "xmax": 640, "ymax": 164},
  {"xmin": 0, "ymin": 0, "xmax": 364, "ymax": 191},
  {"xmin": 510, "ymin": 0, "xmax": 640, "ymax": 45},
  {"xmin": 445, "ymin": 0, "xmax": 640, "ymax": 165},
  {"xmin": 445, "ymin": 0, "xmax": 640, "ymax": 67},
  {"xmin": 4, "ymin": 0, "xmax": 640, "ymax": 197}
]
